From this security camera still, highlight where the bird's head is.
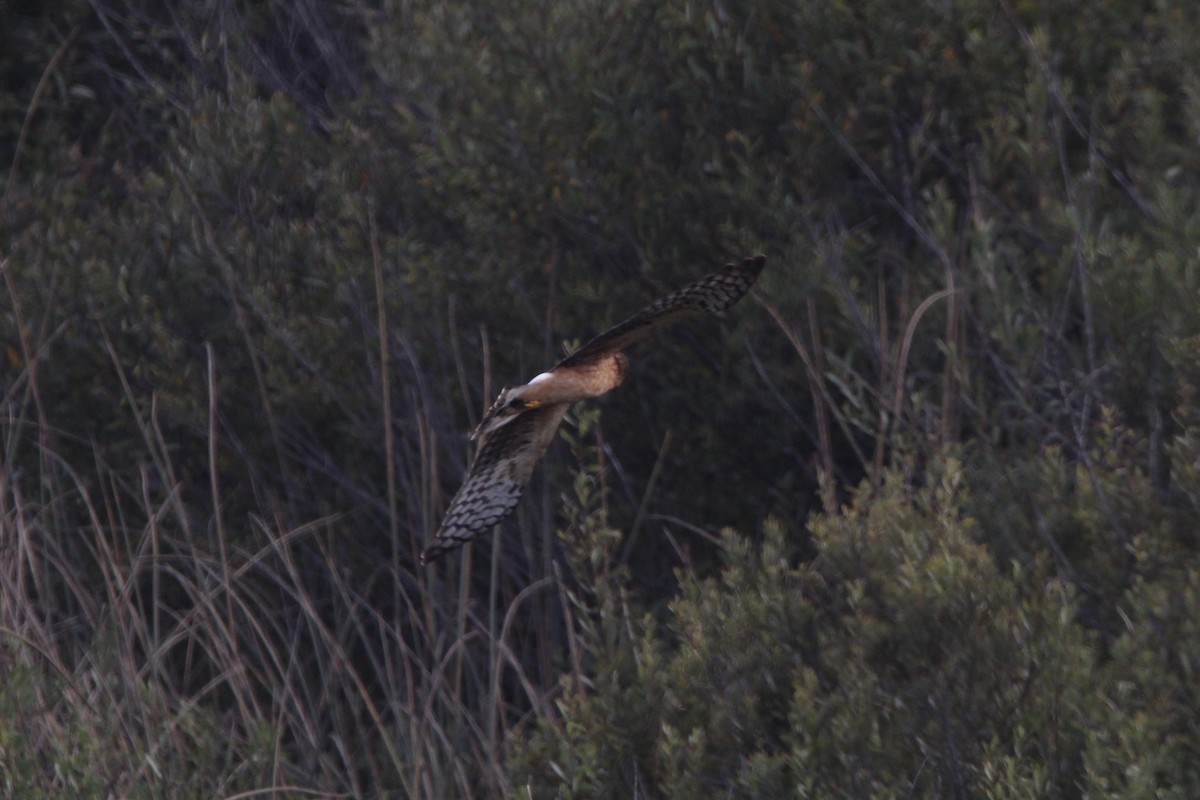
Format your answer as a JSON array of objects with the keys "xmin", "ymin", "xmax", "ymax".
[{"xmin": 470, "ymin": 385, "xmax": 536, "ymax": 441}]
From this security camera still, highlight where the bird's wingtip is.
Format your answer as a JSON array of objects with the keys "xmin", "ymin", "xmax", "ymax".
[{"xmin": 419, "ymin": 543, "xmax": 442, "ymax": 565}]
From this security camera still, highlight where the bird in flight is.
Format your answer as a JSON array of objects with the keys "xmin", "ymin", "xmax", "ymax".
[{"xmin": 420, "ymin": 254, "xmax": 766, "ymax": 564}]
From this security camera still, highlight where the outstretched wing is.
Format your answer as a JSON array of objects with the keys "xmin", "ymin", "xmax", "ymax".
[
  {"xmin": 556, "ymin": 254, "xmax": 766, "ymax": 369},
  {"xmin": 420, "ymin": 403, "xmax": 570, "ymax": 564}
]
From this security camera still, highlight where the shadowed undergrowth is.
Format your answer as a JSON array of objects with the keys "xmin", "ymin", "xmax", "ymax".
[{"xmin": 3, "ymin": 0, "xmax": 1200, "ymax": 796}]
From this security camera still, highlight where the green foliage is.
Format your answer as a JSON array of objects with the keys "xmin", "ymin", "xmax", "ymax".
[
  {"xmin": 3, "ymin": 0, "xmax": 1200, "ymax": 796},
  {"xmin": 512, "ymin": 453, "xmax": 1200, "ymax": 798},
  {"xmin": 0, "ymin": 643, "xmax": 276, "ymax": 797}
]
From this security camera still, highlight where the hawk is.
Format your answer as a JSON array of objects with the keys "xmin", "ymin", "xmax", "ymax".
[{"xmin": 420, "ymin": 254, "xmax": 766, "ymax": 564}]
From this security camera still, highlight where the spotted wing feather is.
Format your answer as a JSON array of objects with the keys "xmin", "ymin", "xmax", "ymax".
[
  {"xmin": 420, "ymin": 403, "xmax": 570, "ymax": 564},
  {"xmin": 556, "ymin": 254, "xmax": 765, "ymax": 369}
]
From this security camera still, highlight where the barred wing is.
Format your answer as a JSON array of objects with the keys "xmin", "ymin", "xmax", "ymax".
[
  {"xmin": 556, "ymin": 254, "xmax": 765, "ymax": 369},
  {"xmin": 420, "ymin": 403, "xmax": 570, "ymax": 564}
]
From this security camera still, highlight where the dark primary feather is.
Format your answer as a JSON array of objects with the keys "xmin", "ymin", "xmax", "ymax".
[
  {"xmin": 420, "ymin": 403, "xmax": 569, "ymax": 564},
  {"xmin": 556, "ymin": 254, "xmax": 766, "ymax": 369}
]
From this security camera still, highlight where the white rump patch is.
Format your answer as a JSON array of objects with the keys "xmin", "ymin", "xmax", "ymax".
[{"xmin": 528, "ymin": 372, "xmax": 554, "ymax": 385}]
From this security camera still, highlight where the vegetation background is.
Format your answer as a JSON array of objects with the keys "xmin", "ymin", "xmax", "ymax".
[{"xmin": 2, "ymin": 0, "xmax": 1198, "ymax": 797}]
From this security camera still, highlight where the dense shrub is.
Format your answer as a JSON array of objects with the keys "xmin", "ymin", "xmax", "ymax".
[{"xmin": 2, "ymin": 0, "xmax": 1198, "ymax": 796}]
